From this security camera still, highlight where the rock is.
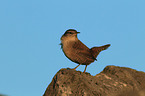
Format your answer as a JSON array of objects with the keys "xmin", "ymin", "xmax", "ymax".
[{"xmin": 43, "ymin": 66, "xmax": 145, "ymax": 96}]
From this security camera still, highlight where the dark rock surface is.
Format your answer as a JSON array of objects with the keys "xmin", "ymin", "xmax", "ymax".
[{"xmin": 43, "ymin": 66, "xmax": 145, "ymax": 96}]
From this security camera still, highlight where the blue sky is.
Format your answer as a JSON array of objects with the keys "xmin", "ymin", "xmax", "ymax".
[{"xmin": 0, "ymin": 0, "xmax": 145, "ymax": 96}]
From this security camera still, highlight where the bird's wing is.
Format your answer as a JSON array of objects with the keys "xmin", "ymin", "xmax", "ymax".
[{"xmin": 72, "ymin": 40, "xmax": 96, "ymax": 60}]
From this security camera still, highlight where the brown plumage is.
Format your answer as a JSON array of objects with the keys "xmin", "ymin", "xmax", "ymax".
[
  {"xmin": 60, "ymin": 29, "xmax": 110, "ymax": 72},
  {"xmin": 90, "ymin": 44, "xmax": 111, "ymax": 59}
]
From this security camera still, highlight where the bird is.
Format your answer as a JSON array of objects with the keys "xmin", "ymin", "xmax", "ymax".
[{"xmin": 60, "ymin": 29, "xmax": 110, "ymax": 73}]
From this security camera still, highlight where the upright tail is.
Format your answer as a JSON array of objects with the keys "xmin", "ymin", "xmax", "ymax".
[{"xmin": 90, "ymin": 44, "xmax": 111, "ymax": 59}]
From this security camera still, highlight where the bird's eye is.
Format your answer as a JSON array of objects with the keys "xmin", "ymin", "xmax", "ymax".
[
  {"xmin": 69, "ymin": 32, "xmax": 73, "ymax": 34},
  {"xmin": 67, "ymin": 32, "xmax": 73, "ymax": 34}
]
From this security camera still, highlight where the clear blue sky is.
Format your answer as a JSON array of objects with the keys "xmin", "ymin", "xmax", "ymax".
[{"xmin": 0, "ymin": 0, "xmax": 145, "ymax": 96}]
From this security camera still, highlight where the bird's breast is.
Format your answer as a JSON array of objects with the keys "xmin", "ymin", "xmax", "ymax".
[
  {"xmin": 62, "ymin": 40, "xmax": 74, "ymax": 52},
  {"xmin": 61, "ymin": 39, "xmax": 78, "ymax": 58}
]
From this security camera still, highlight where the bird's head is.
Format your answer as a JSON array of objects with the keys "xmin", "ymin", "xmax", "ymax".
[{"xmin": 61, "ymin": 29, "xmax": 80, "ymax": 41}]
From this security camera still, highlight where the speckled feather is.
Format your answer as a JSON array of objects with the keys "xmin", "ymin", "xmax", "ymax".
[{"xmin": 70, "ymin": 40, "xmax": 96, "ymax": 65}]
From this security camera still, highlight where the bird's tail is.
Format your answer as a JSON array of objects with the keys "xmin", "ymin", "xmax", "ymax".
[{"xmin": 90, "ymin": 44, "xmax": 110, "ymax": 59}]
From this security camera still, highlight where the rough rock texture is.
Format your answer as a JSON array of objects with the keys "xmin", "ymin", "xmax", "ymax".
[{"xmin": 43, "ymin": 66, "xmax": 145, "ymax": 96}]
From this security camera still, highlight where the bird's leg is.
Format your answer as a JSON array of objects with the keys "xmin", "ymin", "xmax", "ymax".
[
  {"xmin": 83, "ymin": 65, "xmax": 87, "ymax": 73},
  {"xmin": 73, "ymin": 64, "xmax": 81, "ymax": 70}
]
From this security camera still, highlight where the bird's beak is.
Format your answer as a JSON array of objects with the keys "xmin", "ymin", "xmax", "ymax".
[{"xmin": 77, "ymin": 32, "xmax": 80, "ymax": 34}]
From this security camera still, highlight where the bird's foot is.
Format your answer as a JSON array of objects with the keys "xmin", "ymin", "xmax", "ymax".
[{"xmin": 72, "ymin": 64, "xmax": 81, "ymax": 70}]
